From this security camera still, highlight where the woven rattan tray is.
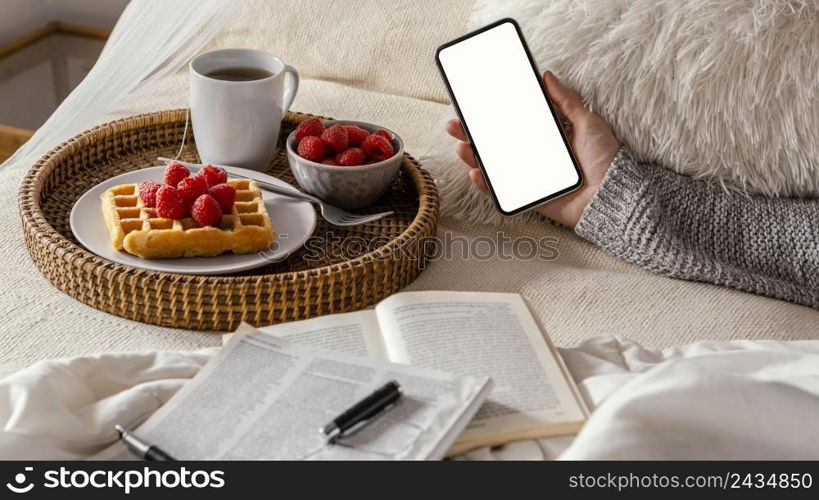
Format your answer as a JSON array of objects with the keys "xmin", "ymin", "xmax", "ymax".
[{"xmin": 19, "ymin": 110, "xmax": 438, "ymax": 330}]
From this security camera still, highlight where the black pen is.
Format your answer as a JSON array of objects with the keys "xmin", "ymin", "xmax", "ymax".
[
  {"xmin": 320, "ymin": 380, "xmax": 402, "ymax": 443},
  {"xmin": 115, "ymin": 425, "xmax": 176, "ymax": 461}
]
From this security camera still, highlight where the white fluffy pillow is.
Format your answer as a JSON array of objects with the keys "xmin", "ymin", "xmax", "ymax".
[{"xmin": 429, "ymin": 0, "xmax": 819, "ymax": 224}]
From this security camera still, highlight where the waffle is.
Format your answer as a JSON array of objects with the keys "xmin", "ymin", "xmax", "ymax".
[{"xmin": 100, "ymin": 179, "xmax": 275, "ymax": 259}]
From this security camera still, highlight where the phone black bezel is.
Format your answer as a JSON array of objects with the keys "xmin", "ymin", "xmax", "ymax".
[{"xmin": 435, "ymin": 18, "xmax": 584, "ymax": 216}]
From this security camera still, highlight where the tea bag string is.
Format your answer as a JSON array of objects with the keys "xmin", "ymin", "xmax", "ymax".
[{"xmin": 173, "ymin": 107, "xmax": 191, "ymax": 160}]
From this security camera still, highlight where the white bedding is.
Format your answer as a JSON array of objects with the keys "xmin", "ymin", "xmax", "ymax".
[{"xmin": 3, "ymin": 336, "xmax": 817, "ymax": 460}]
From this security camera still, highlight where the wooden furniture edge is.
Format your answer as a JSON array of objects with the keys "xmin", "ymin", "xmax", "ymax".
[
  {"xmin": 0, "ymin": 21, "xmax": 111, "ymax": 59},
  {"xmin": 0, "ymin": 124, "xmax": 34, "ymax": 162}
]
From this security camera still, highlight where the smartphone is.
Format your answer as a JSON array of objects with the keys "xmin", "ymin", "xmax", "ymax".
[{"xmin": 436, "ymin": 18, "xmax": 583, "ymax": 215}]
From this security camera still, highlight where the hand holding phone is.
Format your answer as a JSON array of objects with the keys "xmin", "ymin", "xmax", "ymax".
[
  {"xmin": 446, "ymin": 71, "xmax": 619, "ymax": 227},
  {"xmin": 436, "ymin": 19, "xmax": 619, "ymax": 221}
]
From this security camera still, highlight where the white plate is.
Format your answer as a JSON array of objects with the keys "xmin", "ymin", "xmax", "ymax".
[{"xmin": 70, "ymin": 166, "xmax": 316, "ymax": 275}]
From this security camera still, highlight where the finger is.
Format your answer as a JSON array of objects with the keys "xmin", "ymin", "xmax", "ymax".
[
  {"xmin": 455, "ymin": 142, "xmax": 478, "ymax": 169},
  {"xmin": 445, "ymin": 118, "xmax": 468, "ymax": 142},
  {"xmin": 469, "ymin": 168, "xmax": 489, "ymax": 193},
  {"xmin": 543, "ymin": 71, "xmax": 588, "ymax": 123}
]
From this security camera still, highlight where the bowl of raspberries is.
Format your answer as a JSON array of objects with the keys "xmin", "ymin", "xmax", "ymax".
[{"xmin": 286, "ymin": 118, "xmax": 404, "ymax": 209}]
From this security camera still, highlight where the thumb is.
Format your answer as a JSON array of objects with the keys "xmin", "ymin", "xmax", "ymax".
[{"xmin": 543, "ymin": 71, "xmax": 588, "ymax": 123}]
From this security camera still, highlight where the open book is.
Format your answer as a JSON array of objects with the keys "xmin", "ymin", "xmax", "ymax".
[
  {"xmin": 258, "ymin": 291, "xmax": 587, "ymax": 455},
  {"xmin": 99, "ymin": 326, "xmax": 491, "ymax": 460}
]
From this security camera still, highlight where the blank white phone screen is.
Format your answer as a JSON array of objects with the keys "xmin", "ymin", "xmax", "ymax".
[{"xmin": 438, "ymin": 22, "xmax": 580, "ymax": 213}]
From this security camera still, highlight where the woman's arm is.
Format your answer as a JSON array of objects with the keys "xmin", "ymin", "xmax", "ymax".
[
  {"xmin": 446, "ymin": 71, "xmax": 819, "ymax": 308},
  {"xmin": 576, "ymin": 148, "xmax": 819, "ymax": 308}
]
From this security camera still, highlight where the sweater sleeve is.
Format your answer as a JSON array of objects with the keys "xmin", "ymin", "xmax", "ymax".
[{"xmin": 574, "ymin": 148, "xmax": 819, "ymax": 308}]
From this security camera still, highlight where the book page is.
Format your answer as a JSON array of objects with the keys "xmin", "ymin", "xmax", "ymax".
[
  {"xmin": 375, "ymin": 291, "xmax": 585, "ymax": 445},
  {"xmin": 102, "ymin": 325, "xmax": 489, "ymax": 460},
  {"xmin": 258, "ymin": 309, "xmax": 388, "ymax": 359}
]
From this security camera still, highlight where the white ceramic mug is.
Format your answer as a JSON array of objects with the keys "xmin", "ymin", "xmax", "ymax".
[{"xmin": 190, "ymin": 48, "xmax": 299, "ymax": 171}]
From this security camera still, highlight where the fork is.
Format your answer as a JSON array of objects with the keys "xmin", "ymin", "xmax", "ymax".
[{"xmin": 158, "ymin": 157, "xmax": 393, "ymax": 226}]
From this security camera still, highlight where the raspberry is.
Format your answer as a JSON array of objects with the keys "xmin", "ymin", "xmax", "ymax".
[
  {"xmin": 155, "ymin": 185, "xmax": 187, "ymax": 219},
  {"xmin": 199, "ymin": 165, "xmax": 228, "ymax": 187},
  {"xmin": 295, "ymin": 117, "xmax": 325, "ymax": 141},
  {"xmin": 345, "ymin": 125, "xmax": 370, "ymax": 147},
  {"xmin": 321, "ymin": 158, "xmax": 339, "ymax": 166},
  {"xmin": 176, "ymin": 175, "xmax": 207, "ymax": 203},
  {"xmin": 191, "ymin": 194, "xmax": 222, "ymax": 227},
  {"xmin": 163, "ymin": 162, "xmax": 190, "ymax": 186},
  {"xmin": 297, "ymin": 136, "xmax": 327, "ymax": 162},
  {"xmin": 362, "ymin": 134, "xmax": 394, "ymax": 162},
  {"xmin": 320, "ymin": 124, "xmax": 349, "ymax": 152},
  {"xmin": 336, "ymin": 148, "xmax": 366, "ymax": 166},
  {"xmin": 138, "ymin": 180, "xmax": 161, "ymax": 208},
  {"xmin": 374, "ymin": 129, "xmax": 392, "ymax": 140},
  {"xmin": 208, "ymin": 183, "xmax": 236, "ymax": 212}
]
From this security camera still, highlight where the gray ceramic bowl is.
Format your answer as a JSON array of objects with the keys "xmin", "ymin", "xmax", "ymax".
[{"xmin": 286, "ymin": 120, "xmax": 404, "ymax": 210}]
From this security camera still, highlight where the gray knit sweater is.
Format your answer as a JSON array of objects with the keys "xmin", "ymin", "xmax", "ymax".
[{"xmin": 575, "ymin": 148, "xmax": 819, "ymax": 309}]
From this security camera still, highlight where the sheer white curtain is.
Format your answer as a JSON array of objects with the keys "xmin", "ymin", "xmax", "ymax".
[{"xmin": 3, "ymin": 0, "xmax": 232, "ymax": 168}]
